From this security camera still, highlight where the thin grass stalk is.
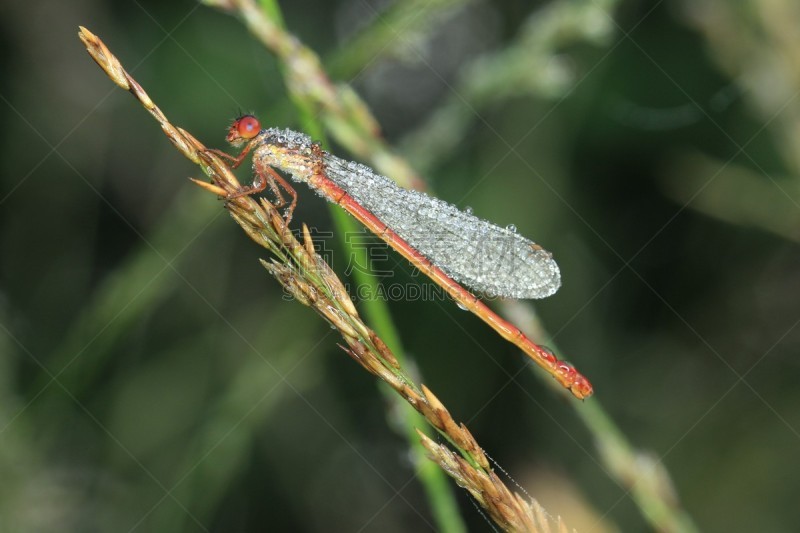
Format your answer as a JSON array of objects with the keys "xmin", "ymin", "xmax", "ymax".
[
  {"xmin": 245, "ymin": 1, "xmax": 467, "ymax": 529},
  {"xmin": 260, "ymin": 0, "xmax": 480, "ymax": 527},
  {"xmin": 502, "ymin": 301, "xmax": 700, "ymax": 533},
  {"xmin": 79, "ymin": 27, "xmax": 576, "ymax": 532}
]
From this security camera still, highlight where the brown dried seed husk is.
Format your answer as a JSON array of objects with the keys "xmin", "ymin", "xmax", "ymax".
[
  {"xmin": 189, "ymin": 177, "xmax": 228, "ymax": 197},
  {"xmin": 459, "ymin": 423, "xmax": 490, "ymax": 470},
  {"xmin": 369, "ymin": 332, "xmax": 399, "ymax": 369}
]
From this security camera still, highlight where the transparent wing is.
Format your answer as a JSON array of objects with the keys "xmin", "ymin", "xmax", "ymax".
[{"xmin": 322, "ymin": 154, "xmax": 560, "ymax": 299}]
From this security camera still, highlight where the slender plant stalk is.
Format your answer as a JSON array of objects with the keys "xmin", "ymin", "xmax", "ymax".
[
  {"xmin": 247, "ymin": 1, "xmax": 466, "ymax": 530},
  {"xmin": 198, "ymin": 1, "xmax": 700, "ymax": 531},
  {"xmin": 502, "ymin": 301, "xmax": 700, "ymax": 533},
  {"xmin": 271, "ymin": 1, "xmax": 468, "ymax": 530},
  {"xmin": 79, "ymin": 26, "xmax": 576, "ymax": 532}
]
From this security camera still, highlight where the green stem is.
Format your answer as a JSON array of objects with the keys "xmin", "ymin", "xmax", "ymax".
[{"xmin": 254, "ymin": 1, "xmax": 466, "ymax": 531}]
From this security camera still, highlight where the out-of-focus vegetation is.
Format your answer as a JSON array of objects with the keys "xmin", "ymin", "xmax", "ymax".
[{"xmin": 1, "ymin": 0, "xmax": 799, "ymax": 531}]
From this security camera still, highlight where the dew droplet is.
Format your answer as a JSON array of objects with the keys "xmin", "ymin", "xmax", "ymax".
[
  {"xmin": 456, "ymin": 301, "xmax": 468, "ymax": 311},
  {"xmin": 506, "ymin": 224, "xmax": 517, "ymax": 233},
  {"xmin": 464, "ymin": 206, "xmax": 473, "ymax": 215}
]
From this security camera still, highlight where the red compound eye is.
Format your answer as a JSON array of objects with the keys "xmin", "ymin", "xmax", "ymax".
[{"xmin": 235, "ymin": 115, "xmax": 261, "ymax": 139}]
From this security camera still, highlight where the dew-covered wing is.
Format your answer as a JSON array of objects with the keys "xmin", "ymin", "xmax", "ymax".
[{"xmin": 322, "ymin": 154, "xmax": 561, "ymax": 299}]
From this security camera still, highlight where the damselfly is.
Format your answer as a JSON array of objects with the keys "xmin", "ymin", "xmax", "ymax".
[{"xmin": 211, "ymin": 116, "xmax": 593, "ymax": 399}]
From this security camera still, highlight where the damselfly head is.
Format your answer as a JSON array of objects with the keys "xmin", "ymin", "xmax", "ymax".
[{"xmin": 226, "ymin": 114, "xmax": 262, "ymax": 146}]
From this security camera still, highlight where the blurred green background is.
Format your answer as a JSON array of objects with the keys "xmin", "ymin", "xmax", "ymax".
[{"xmin": 2, "ymin": 0, "xmax": 799, "ymax": 531}]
